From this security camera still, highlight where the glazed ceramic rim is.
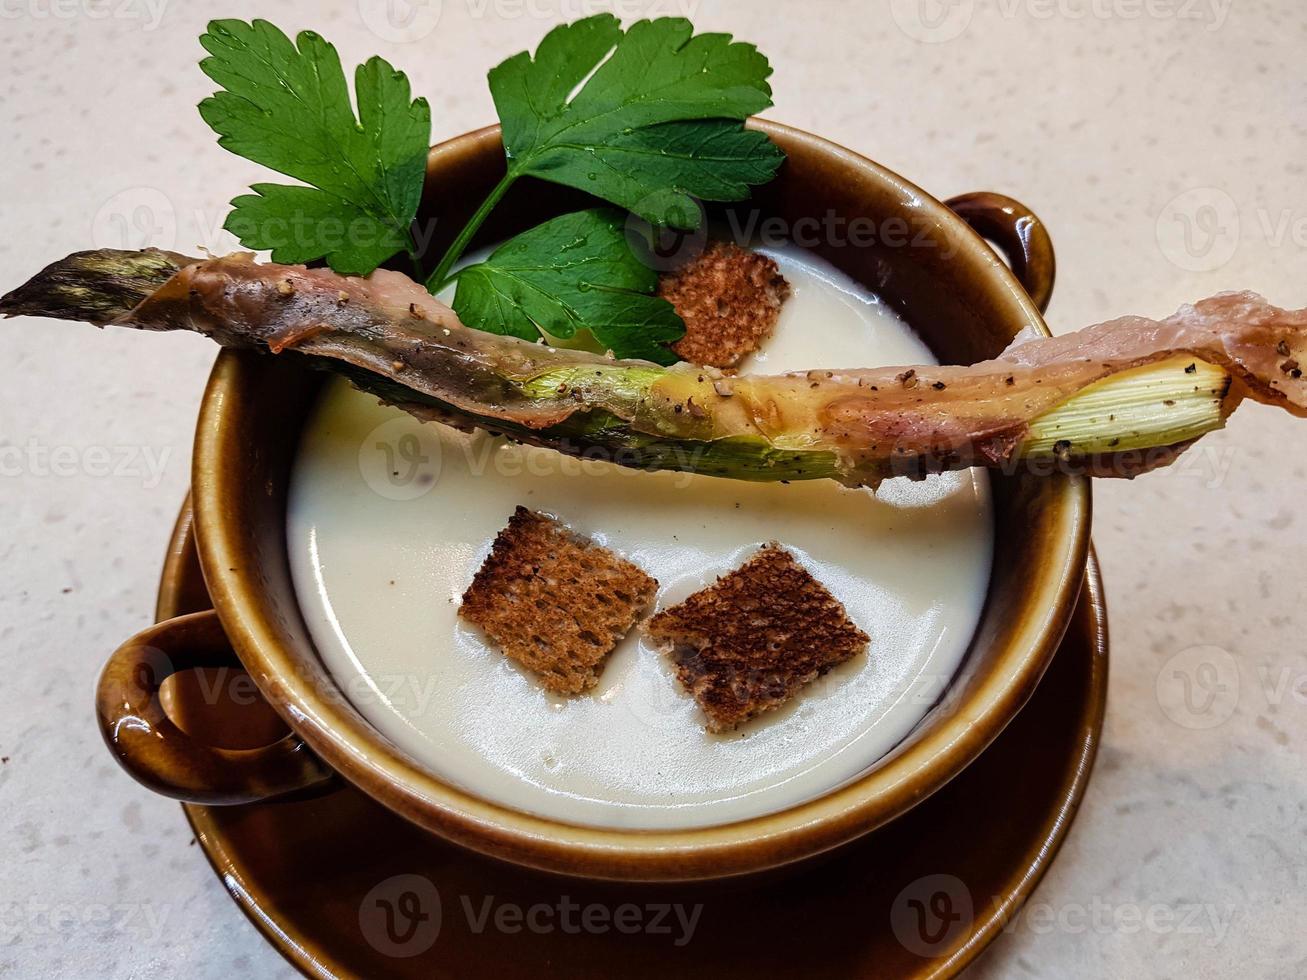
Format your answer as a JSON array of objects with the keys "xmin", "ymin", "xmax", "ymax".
[{"xmin": 192, "ymin": 120, "xmax": 1091, "ymax": 880}]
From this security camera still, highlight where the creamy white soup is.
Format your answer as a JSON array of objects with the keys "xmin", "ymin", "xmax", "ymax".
[{"xmin": 286, "ymin": 243, "xmax": 993, "ymax": 830}]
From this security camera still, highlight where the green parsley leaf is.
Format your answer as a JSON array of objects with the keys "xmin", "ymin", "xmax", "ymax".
[
  {"xmin": 198, "ymin": 19, "xmax": 430, "ymax": 276},
  {"xmin": 489, "ymin": 15, "xmax": 783, "ymax": 229},
  {"xmin": 452, "ymin": 209, "xmax": 685, "ymax": 364}
]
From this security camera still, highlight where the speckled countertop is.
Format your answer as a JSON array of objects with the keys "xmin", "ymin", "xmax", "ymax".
[{"xmin": 1, "ymin": 1, "xmax": 1304, "ymax": 977}]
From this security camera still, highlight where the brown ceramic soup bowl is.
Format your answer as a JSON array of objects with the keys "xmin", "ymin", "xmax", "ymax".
[{"xmin": 96, "ymin": 121, "xmax": 1089, "ymax": 882}]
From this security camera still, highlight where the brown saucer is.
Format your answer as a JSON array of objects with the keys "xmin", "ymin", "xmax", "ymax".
[{"xmin": 157, "ymin": 496, "xmax": 1107, "ymax": 979}]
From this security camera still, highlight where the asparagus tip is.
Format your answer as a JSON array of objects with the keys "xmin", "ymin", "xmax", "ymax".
[{"xmin": 1, "ymin": 248, "xmax": 185, "ymax": 324}]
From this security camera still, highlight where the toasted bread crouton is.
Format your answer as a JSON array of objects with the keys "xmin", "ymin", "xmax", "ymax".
[
  {"xmin": 459, "ymin": 507, "xmax": 657, "ymax": 694},
  {"xmin": 646, "ymin": 544, "xmax": 868, "ymax": 731},
  {"xmin": 658, "ymin": 241, "xmax": 791, "ymax": 368}
]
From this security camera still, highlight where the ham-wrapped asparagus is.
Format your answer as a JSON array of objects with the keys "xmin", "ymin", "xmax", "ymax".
[{"xmin": 4, "ymin": 247, "xmax": 1305, "ymax": 486}]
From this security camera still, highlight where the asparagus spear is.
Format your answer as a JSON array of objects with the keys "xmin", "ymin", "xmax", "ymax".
[{"xmin": 4, "ymin": 248, "xmax": 1303, "ymax": 487}]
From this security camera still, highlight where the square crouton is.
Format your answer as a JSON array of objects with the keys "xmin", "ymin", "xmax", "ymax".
[
  {"xmin": 646, "ymin": 544, "xmax": 869, "ymax": 731},
  {"xmin": 658, "ymin": 241, "xmax": 791, "ymax": 369},
  {"xmin": 459, "ymin": 507, "xmax": 657, "ymax": 694}
]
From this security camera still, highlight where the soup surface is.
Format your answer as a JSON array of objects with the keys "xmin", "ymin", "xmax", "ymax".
[{"xmin": 287, "ymin": 243, "xmax": 994, "ymax": 830}]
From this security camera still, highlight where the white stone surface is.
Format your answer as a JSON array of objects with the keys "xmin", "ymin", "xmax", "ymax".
[{"xmin": 0, "ymin": 1, "xmax": 1303, "ymax": 977}]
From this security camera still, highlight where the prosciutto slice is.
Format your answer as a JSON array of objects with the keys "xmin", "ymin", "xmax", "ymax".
[{"xmin": 4, "ymin": 248, "xmax": 1305, "ymax": 486}]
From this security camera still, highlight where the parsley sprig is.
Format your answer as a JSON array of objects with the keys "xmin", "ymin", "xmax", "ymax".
[
  {"xmin": 199, "ymin": 20, "xmax": 430, "ymax": 277},
  {"xmin": 452, "ymin": 208, "xmax": 685, "ymax": 362},
  {"xmin": 197, "ymin": 15, "xmax": 783, "ymax": 363}
]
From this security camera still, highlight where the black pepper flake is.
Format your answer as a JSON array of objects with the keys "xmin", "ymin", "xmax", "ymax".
[
  {"xmin": 1005, "ymin": 375, "xmax": 1015, "ymax": 386},
  {"xmin": 1108, "ymin": 438, "xmax": 1120, "ymax": 448},
  {"xmin": 1185, "ymin": 363, "xmax": 1197, "ymax": 374},
  {"xmin": 1163, "ymin": 399, "xmax": 1176, "ymax": 406},
  {"xmin": 1281, "ymin": 358, "xmax": 1301, "ymax": 378},
  {"xmin": 1052, "ymin": 439, "xmax": 1072, "ymax": 459},
  {"xmin": 897, "ymin": 369, "xmax": 918, "ymax": 388},
  {"xmin": 1277, "ymin": 340, "xmax": 1291, "ymax": 357},
  {"xmin": 931, "ymin": 381, "xmax": 947, "ymax": 390}
]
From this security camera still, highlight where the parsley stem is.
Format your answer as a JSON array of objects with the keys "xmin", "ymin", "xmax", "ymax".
[
  {"xmin": 405, "ymin": 243, "xmax": 424, "ymax": 282},
  {"xmin": 425, "ymin": 171, "xmax": 516, "ymax": 292}
]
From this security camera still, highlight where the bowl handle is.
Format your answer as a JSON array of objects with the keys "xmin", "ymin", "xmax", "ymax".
[
  {"xmin": 96, "ymin": 609, "xmax": 336, "ymax": 804},
  {"xmin": 945, "ymin": 192, "xmax": 1056, "ymax": 313}
]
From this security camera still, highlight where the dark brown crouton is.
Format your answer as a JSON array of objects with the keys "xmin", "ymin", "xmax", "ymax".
[
  {"xmin": 645, "ymin": 544, "xmax": 868, "ymax": 731},
  {"xmin": 459, "ymin": 507, "xmax": 657, "ymax": 694},
  {"xmin": 658, "ymin": 241, "xmax": 791, "ymax": 368}
]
